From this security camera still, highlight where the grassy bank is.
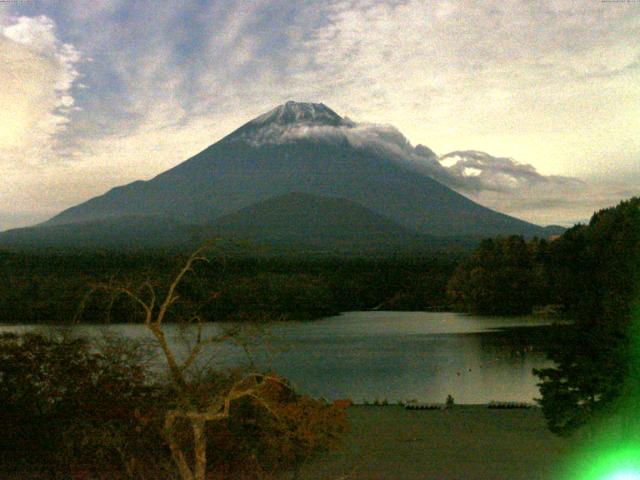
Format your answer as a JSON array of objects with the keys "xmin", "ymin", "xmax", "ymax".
[{"xmin": 299, "ymin": 405, "xmax": 575, "ymax": 480}]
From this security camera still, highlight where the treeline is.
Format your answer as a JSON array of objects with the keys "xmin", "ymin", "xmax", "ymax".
[
  {"xmin": 449, "ymin": 197, "xmax": 640, "ymax": 434},
  {"xmin": 448, "ymin": 197, "xmax": 640, "ymax": 320},
  {"xmin": 536, "ymin": 198, "xmax": 640, "ymax": 435},
  {"xmin": 447, "ymin": 235, "xmax": 551, "ymax": 315},
  {"xmin": 0, "ymin": 252, "xmax": 457, "ymax": 324}
]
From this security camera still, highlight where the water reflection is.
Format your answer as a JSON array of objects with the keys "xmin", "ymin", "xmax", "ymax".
[{"xmin": 0, "ymin": 311, "xmax": 555, "ymax": 404}]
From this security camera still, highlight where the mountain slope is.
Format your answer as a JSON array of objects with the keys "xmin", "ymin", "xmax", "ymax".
[
  {"xmin": 0, "ymin": 101, "xmax": 559, "ymax": 252},
  {"xmin": 211, "ymin": 192, "xmax": 420, "ymax": 243},
  {"xmin": 0, "ymin": 215, "xmax": 198, "ymax": 250},
  {"xmin": 42, "ymin": 102, "xmax": 545, "ymax": 238}
]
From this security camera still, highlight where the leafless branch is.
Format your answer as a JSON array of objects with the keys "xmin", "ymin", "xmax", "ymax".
[{"xmin": 156, "ymin": 245, "xmax": 210, "ymax": 325}]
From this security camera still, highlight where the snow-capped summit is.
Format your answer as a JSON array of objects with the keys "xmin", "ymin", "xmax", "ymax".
[
  {"xmin": 224, "ymin": 101, "xmax": 355, "ymax": 145},
  {"xmin": 249, "ymin": 101, "xmax": 351, "ymax": 127}
]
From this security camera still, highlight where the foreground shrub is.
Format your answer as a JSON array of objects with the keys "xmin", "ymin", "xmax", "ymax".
[
  {"xmin": 0, "ymin": 331, "xmax": 170, "ymax": 478},
  {"xmin": 0, "ymin": 331, "xmax": 348, "ymax": 479},
  {"xmin": 203, "ymin": 372, "xmax": 348, "ymax": 478}
]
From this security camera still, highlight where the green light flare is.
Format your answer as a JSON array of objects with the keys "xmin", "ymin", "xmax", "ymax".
[
  {"xmin": 559, "ymin": 301, "xmax": 640, "ymax": 480},
  {"xmin": 564, "ymin": 445, "xmax": 640, "ymax": 480},
  {"xmin": 605, "ymin": 472, "xmax": 640, "ymax": 480}
]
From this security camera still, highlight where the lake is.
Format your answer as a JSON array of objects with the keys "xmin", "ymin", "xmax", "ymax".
[{"xmin": 0, "ymin": 311, "xmax": 555, "ymax": 404}]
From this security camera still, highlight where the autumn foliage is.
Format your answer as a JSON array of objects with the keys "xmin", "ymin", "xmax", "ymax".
[{"xmin": 0, "ymin": 331, "xmax": 347, "ymax": 479}]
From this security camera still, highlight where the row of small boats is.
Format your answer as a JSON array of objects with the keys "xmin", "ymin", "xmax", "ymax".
[{"xmin": 403, "ymin": 400, "xmax": 533, "ymax": 410}]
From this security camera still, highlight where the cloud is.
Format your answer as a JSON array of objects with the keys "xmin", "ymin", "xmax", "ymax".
[
  {"xmin": 469, "ymin": 178, "xmax": 640, "ymax": 227},
  {"xmin": 438, "ymin": 150, "xmax": 581, "ymax": 193},
  {"xmin": 434, "ymin": 151, "xmax": 602, "ymax": 226},
  {"xmin": 297, "ymin": 0, "xmax": 640, "ymax": 178},
  {"xmin": 0, "ymin": 15, "xmax": 81, "ymax": 164},
  {"xmin": 231, "ymin": 114, "xmax": 582, "ymax": 197}
]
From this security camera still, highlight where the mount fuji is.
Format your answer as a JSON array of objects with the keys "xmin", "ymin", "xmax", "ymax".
[{"xmin": 0, "ymin": 101, "xmax": 560, "ymax": 251}]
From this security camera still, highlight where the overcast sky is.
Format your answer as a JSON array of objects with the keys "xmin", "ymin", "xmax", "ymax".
[{"xmin": 1, "ymin": 0, "xmax": 638, "ymax": 231}]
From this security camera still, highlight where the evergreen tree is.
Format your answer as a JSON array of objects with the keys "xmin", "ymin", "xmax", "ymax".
[
  {"xmin": 535, "ymin": 197, "xmax": 640, "ymax": 435},
  {"xmin": 447, "ymin": 235, "xmax": 540, "ymax": 314}
]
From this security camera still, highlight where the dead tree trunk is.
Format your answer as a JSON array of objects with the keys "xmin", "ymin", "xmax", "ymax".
[
  {"xmin": 93, "ymin": 246, "xmax": 287, "ymax": 480},
  {"xmin": 193, "ymin": 418, "xmax": 207, "ymax": 480}
]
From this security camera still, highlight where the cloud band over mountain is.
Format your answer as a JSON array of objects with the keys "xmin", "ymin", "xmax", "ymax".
[{"xmin": 230, "ymin": 117, "xmax": 582, "ymax": 204}]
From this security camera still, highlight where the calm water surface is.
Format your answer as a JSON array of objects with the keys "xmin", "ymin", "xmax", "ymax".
[{"xmin": 1, "ymin": 311, "xmax": 554, "ymax": 404}]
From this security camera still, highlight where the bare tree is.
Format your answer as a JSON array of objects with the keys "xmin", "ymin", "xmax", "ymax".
[{"xmin": 90, "ymin": 245, "xmax": 288, "ymax": 480}]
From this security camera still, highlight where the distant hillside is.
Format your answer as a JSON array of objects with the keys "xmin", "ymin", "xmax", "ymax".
[
  {"xmin": 211, "ymin": 192, "xmax": 420, "ymax": 243},
  {"xmin": 540, "ymin": 225, "xmax": 567, "ymax": 237}
]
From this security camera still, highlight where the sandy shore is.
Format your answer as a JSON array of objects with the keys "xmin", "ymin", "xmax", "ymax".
[{"xmin": 298, "ymin": 405, "xmax": 576, "ymax": 480}]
